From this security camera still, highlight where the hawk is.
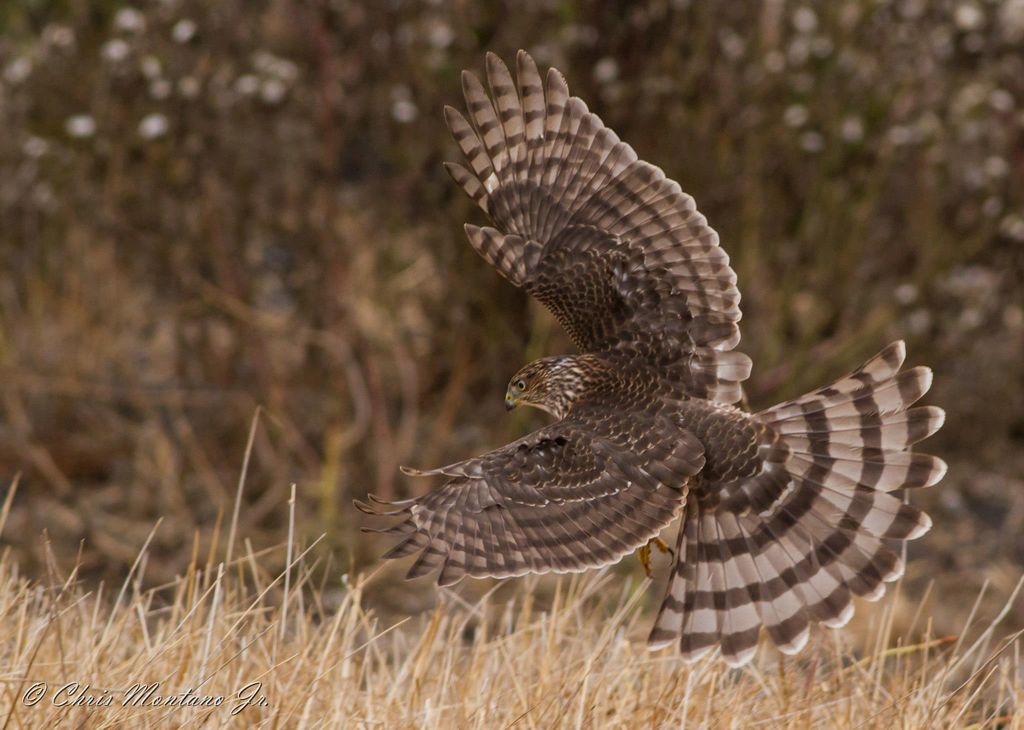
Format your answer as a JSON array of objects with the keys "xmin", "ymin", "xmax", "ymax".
[{"xmin": 357, "ymin": 51, "xmax": 946, "ymax": 666}]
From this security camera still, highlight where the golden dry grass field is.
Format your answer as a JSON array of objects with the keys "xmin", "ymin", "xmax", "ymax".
[
  {"xmin": 2, "ymin": 1, "xmax": 1024, "ymax": 727},
  {"xmin": 1, "ymin": 466, "xmax": 1023, "ymax": 729}
]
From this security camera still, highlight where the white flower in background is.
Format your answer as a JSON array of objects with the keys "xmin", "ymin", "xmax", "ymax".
[
  {"xmin": 894, "ymin": 283, "xmax": 918, "ymax": 305},
  {"xmin": 42, "ymin": 24, "xmax": 75, "ymax": 48},
  {"xmin": 887, "ymin": 125, "xmax": 913, "ymax": 146},
  {"xmin": 102, "ymin": 39, "xmax": 130, "ymax": 63},
  {"xmin": 172, "ymin": 18, "xmax": 197, "ymax": 44},
  {"xmin": 260, "ymin": 78, "xmax": 286, "ymax": 105},
  {"xmin": 593, "ymin": 57, "xmax": 618, "ymax": 83},
  {"xmin": 787, "ymin": 37, "xmax": 810, "ymax": 65},
  {"xmin": 389, "ymin": 85, "xmax": 418, "ymax": 122},
  {"xmin": 252, "ymin": 52, "xmax": 299, "ymax": 83},
  {"xmin": 149, "ymin": 79, "xmax": 171, "ymax": 100},
  {"xmin": 989, "ymin": 89, "xmax": 1014, "ymax": 113},
  {"xmin": 906, "ymin": 308, "xmax": 932, "ymax": 335},
  {"xmin": 4, "ymin": 57, "xmax": 32, "ymax": 84},
  {"xmin": 1001, "ymin": 214, "xmax": 1024, "ymax": 241},
  {"xmin": 792, "ymin": 7, "xmax": 818, "ymax": 33},
  {"xmin": 178, "ymin": 76, "xmax": 201, "ymax": 99},
  {"xmin": 984, "ymin": 156, "xmax": 1009, "ymax": 179},
  {"xmin": 784, "ymin": 104, "xmax": 808, "ymax": 128},
  {"xmin": 799, "ymin": 131, "xmax": 824, "ymax": 153},
  {"xmin": 138, "ymin": 113, "xmax": 169, "ymax": 140},
  {"xmin": 426, "ymin": 21, "xmax": 454, "ymax": 49},
  {"xmin": 763, "ymin": 50, "xmax": 785, "ymax": 73},
  {"xmin": 392, "ymin": 99, "xmax": 418, "ymax": 123},
  {"xmin": 114, "ymin": 7, "xmax": 146, "ymax": 33},
  {"xmin": 962, "ymin": 164, "xmax": 985, "ymax": 189},
  {"xmin": 65, "ymin": 114, "xmax": 97, "ymax": 138},
  {"xmin": 954, "ymin": 3, "xmax": 984, "ymax": 31},
  {"xmin": 140, "ymin": 55, "xmax": 162, "ymax": 79},
  {"xmin": 32, "ymin": 182, "xmax": 55, "ymax": 208},
  {"xmin": 718, "ymin": 29, "xmax": 745, "ymax": 60},
  {"xmin": 234, "ymin": 74, "xmax": 259, "ymax": 95},
  {"xmin": 959, "ymin": 307, "xmax": 983, "ymax": 330},
  {"xmin": 23, "ymin": 136, "xmax": 49, "ymax": 158},
  {"xmin": 943, "ymin": 265, "xmax": 999, "ymax": 298},
  {"xmin": 840, "ymin": 116, "xmax": 864, "ymax": 142}
]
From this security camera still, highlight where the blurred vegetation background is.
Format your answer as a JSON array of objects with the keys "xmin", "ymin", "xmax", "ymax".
[{"xmin": 1, "ymin": 0, "xmax": 1022, "ymax": 631}]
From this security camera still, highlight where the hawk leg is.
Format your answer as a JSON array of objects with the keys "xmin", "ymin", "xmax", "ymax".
[{"xmin": 637, "ymin": 536, "xmax": 674, "ymax": 578}]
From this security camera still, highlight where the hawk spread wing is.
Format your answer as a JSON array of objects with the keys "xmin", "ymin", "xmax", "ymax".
[
  {"xmin": 358, "ymin": 405, "xmax": 704, "ymax": 587},
  {"xmin": 445, "ymin": 51, "xmax": 750, "ymax": 403},
  {"xmin": 359, "ymin": 51, "xmax": 947, "ymax": 668}
]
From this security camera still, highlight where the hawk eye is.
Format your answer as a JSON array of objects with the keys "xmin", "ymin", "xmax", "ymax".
[{"xmin": 515, "ymin": 379, "xmax": 526, "ymax": 391}]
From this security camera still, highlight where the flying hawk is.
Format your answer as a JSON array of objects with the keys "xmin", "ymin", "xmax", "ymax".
[{"xmin": 357, "ymin": 51, "xmax": 946, "ymax": 667}]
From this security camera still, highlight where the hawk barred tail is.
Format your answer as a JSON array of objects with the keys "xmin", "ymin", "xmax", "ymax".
[{"xmin": 648, "ymin": 341, "xmax": 946, "ymax": 666}]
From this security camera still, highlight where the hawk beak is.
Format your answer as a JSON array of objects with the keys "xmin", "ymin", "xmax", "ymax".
[{"xmin": 505, "ymin": 394, "xmax": 517, "ymax": 411}]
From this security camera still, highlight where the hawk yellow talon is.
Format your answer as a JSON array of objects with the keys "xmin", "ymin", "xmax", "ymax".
[{"xmin": 638, "ymin": 537, "xmax": 673, "ymax": 578}]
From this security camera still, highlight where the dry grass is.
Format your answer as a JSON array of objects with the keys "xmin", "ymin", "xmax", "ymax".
[
  {"xmin": 2, "ymin": 0, "xmax": 1023, "ymax": 591},
  {"xmin": 1, "ymin": 471, "xmax": 1022, "ymax": 730}
]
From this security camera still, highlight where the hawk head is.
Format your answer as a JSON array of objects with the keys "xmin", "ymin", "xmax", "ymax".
[{"xmin": 505, "ymin": 356, "xmax": 592, "ymax": 419}]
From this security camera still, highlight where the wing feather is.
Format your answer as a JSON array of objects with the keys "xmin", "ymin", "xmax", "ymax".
[
  {"xmin": 359, "ymin": 406, "xmax": 704, "ymax": 582},
  {"xmin": 446, "ymin": 51, "xmax": 748, "ymax": 402}
]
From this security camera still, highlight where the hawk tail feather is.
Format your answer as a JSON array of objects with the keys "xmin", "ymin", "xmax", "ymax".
[{"xmin": 649, "ymin": 341, "xmax": 946, "ymax": 666}]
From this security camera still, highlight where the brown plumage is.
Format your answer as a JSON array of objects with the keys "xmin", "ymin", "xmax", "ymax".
[{"xmin": 357, "ymin": 51, "xmax": 947, "ymax": 667}]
